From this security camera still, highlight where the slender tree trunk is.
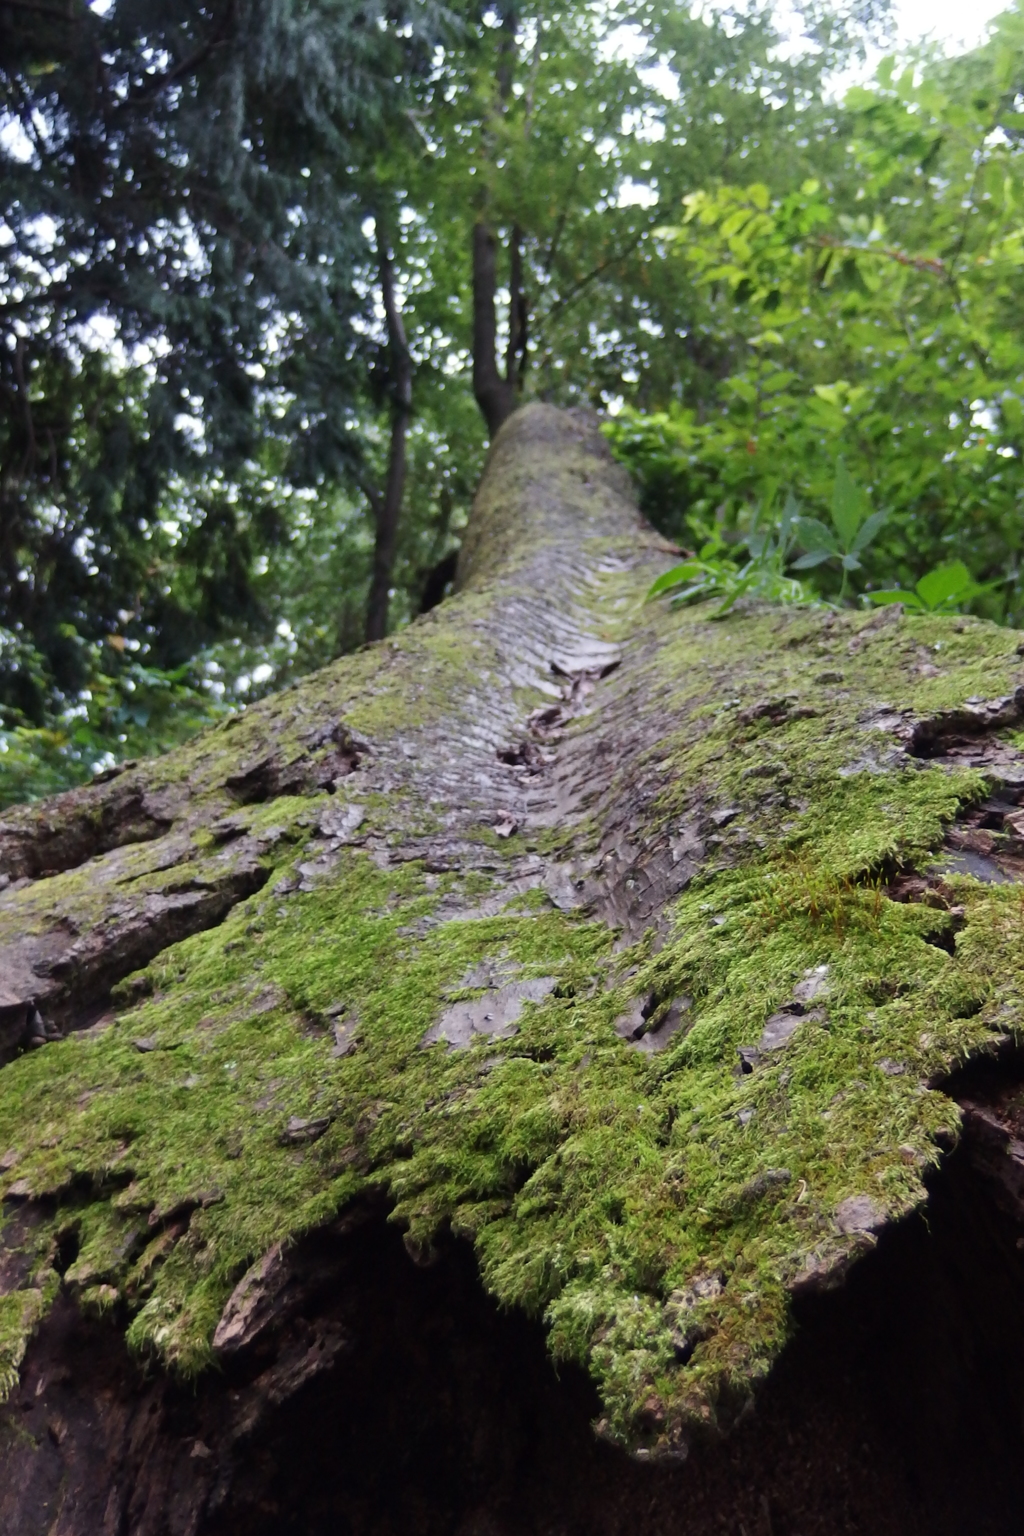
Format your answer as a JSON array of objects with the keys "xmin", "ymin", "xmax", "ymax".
[
  {"xmin": 471, "ymin": 6, "xmax": 528, "ymax": 438},
  {"xmin": 507, "ymin": 221, "xmax": 528, "ymax": 387},
  {"xmin": 471, "ymin": 220, "xmax": 518, "ymax": 437},
  {"xmin": 471, "ymin": 220, "xmax": 529, "ymax": 437},
  {"xmin": 365, "ymin": 232, "xmax": 412, "ymax": 643},
  {"xmin": 418, "ymin": 487, "xmax": 457, "ymax": 614},
  {"xmin": 4, "ymin": 409, "xmax": 1024, "ymax": 1532}
]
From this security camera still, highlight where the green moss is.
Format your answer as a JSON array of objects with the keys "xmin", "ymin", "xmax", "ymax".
[
  {"xmin": 0, "ymin": 1276, "xmax": 57, "ymax": 1400},
  {"xmin": 3, "ymin": 459, "xmax": 1024, "ymax": 1455},
  {"xmin": 0, "ymin": 764, "xmax": 1014, "ymax": 1447}
]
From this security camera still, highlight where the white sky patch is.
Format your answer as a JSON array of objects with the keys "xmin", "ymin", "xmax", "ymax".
[
  {"xmin": 78, "ymin": 313, "xmax": 118, "ymax": 349},
  {"xmin": 0, "ymin": 114, "xmax": 35, "ymax": 164},
  {"xmin": 174, "ymin": 413, "xmax": 206, "ymax": 449},
  {"xmin": 75, "ymin": 312, "xmax": 139, "ymax": 373},
  {"xmin": 827, "ymin": 0, "xmax": 1009, "ymax": 96},
  {"xmin": 622, "ymin": 105, "xmax": 668, "ymax": 141},
  {"xmin": 639, "ymin": 61, "xmax": 680, "ymax": 101},
  {"xmin": 886, "ymin": 0, "xmax": 1008, "ymax": 51},
  {"xmin": 720, "ymin": 0, "xmax": 1011, "ymax": 90},
  {"xmin": 618, "ymin": 178, "xmax": 660, "ymax": 208},
  {"xmin": 599, "ymin": 22, "xmax": 645, "ymax": 63},
  {"xmin": 599, "ymin": 22, "xmax": 679, "ymax": 100},
  {"xmin": 27, "ymin": 214, "xmax": 58, "ymax": 251},
  {"xmin": 599, "ymin": 0, "xmax": 1011, "ymax": 132}
]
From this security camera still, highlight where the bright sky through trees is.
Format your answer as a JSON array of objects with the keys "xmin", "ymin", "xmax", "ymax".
[{"xmin": 890, "ymin": 0, "xmax": 1008, "ymax": 49}]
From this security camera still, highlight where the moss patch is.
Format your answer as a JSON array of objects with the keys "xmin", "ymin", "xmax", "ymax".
[
  {"xmin": 3, "ymin": 410, "xmax": 1024, "ymax": 1456},
  {"xmin": 3, "ymin": 616, "xmax": 1023, "ymax": 1452}
]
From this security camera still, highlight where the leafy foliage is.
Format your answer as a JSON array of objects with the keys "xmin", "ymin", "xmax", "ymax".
[
  {"xmin": 608, "ymin": 9, "xmax": 1024, "ymax": 617},
  {"xmin": 791, "ymin": 460, "xmax": 888, "ymax": 599},
  {"xmin": 0, "ymin": 0, "xmax": 449, "ymax": 723},
  {"xmin": 649, "ymin": 494, "xmax": 810, "ymax": 616},
  {"xmin": 0, "ymin": 658, "xmax": 223, "ymax": 811},
  {"xmin": 868, "ymin": 560, "xmax": 999, "ymax": 615},
  {"xmin": 5, "ymin": 0, "xmax": 1024, "ymax": 804}
]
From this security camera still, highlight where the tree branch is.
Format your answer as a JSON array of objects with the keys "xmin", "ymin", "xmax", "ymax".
[{"xmin": 534, "ymin": 228, "xmax": 648, "ymax": 339}]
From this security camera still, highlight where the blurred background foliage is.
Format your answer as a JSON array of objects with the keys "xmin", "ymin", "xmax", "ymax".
[
  {"xmin": 2, "ymin": 0, "xmax": 1022, "ymax": 805},
  {"xmin": 606, "ymin": 18, "xmax": 1024, "ymax": 611}
]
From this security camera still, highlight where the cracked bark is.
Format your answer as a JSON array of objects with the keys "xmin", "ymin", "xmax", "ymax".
[{"xmin": 5, "ymin": 407, "xmax": 1024, "ymax": 1531}]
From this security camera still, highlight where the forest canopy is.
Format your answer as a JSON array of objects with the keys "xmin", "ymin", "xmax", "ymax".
[{"xmin": 2, "ymin": 0, "xmax": 1022, "ymax": 805}]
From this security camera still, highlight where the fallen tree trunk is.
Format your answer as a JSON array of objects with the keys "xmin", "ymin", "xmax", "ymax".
[{"xmin": 4, "ymin": 406, "xmax": 1024, "ymax": 1532}]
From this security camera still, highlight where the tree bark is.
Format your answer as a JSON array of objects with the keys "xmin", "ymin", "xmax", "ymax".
[
  {"xmin": 472, "ymin": 219, "xmax": 521, "ymax": 437},
  {"xmin": 364, "ymin": 231, "xmax": 413, "ymax": 643},
  {"xmin": 4, "ymin": 407, "xmax": 1024, "ymax": 1531},
  {"xmin": 507, "ymin": 221, "xmax": 528, "ymax": 387},
  {"xmin": 471, "ymin": 6, "xmax": 528, "ymax": 438},
  {"xmin": 470, "ymin": 209, "xmax": 529, "ymax": 439}
]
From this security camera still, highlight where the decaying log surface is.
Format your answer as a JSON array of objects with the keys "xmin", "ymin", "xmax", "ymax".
[{"xmin": 6, "ymin": 405, "xmax": 1024, "ymax": 1532}]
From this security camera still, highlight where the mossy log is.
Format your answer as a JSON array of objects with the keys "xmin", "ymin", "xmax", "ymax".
[{"xmin": 5, "ymin": 406, "xmax": 1024, "ymax": 1532}]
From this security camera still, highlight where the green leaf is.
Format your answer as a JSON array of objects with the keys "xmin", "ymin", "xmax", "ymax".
[
  {"xmin": 850, "ymin": 509, "xmax": 889, "ymax": 555},
  {"xmin": 794, "ymin": 516, "xmax": 839, "ymax": 554},
  {"xmin": 830, "ymin": 458, "xmax": 865, "ymax": 549},
  {"xmin": 647, "ymin": 563, "xmax": 703, "ymax": 600},
  {"xmin": 914, "ymin": 560, "xmax": 975, "ymax": 611},
  {"xmin": 713, "ymin": 571, "xmax": 758, "ymax": 615},
  {"xmin": 670, "ymin": 583, "xmax": 717, "ymax": 606},
  {"xmin": 792, "ymin": 550, "xmax": 832, "ymax": 569},
  {"xmin": 777, "ymin": 490, "xmax": 801, "ymax": 548}
]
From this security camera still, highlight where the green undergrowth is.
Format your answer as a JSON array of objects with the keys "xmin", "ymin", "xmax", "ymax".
[{"xmin": 3, "ymin": 593, "xmax": 1024, "ymax": 1454}]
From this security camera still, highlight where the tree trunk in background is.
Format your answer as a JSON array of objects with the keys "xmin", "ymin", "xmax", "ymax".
[
  {"xmin": 364, "ymin": 233, "xmax": 412, "ymax": 643},
  {"xmin": 507, "ymin": 221, "xmax": 528, "ymax": 387},
  {"xmin": 471, "ymin": 6, "xmax": 528, "ymax": 439},
  {"xmin": 5, "ymin": 409, "xmax": 1024, "ymax": 1533},
  {"xmin": 471, "ymin": 219, "xmax": 524, "ymax": 437}
]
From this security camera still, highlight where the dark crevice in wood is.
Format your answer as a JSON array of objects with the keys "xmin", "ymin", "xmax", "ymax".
[
  {"xmin": 7, "ymin": 1148, "xmax": 1024, "ymax": 1535},
  {"xmin": 907, "ymin": 687, "xmax": 1024, "ymax": 759},
  {"xmin": 0, "ymin": 782, "xmax": 174, "ymax": 884},
  {"xmin": 0, "ymin": 862, "xmax": 270, "ymax": 1064}
]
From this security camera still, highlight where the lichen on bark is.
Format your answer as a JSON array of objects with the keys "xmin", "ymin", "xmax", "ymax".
[{"xmin": 3, "ymin": 404, "xmax": 1024, "ymax": 1462}]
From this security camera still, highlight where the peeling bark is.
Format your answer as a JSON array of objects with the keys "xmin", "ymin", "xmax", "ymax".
[{"xmin": 4, "ymin": 407, "xmax": 1024, "ymax": 1529}]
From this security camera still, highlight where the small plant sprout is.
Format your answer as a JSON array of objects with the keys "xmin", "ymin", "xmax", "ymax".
[
  {"xmin": 791, "ymin": 459, "xmax": 888, "ymax": 602},
  {"xmin": 647, "ymin": 492, "xmax": 809, "ymax": 617},
  {"xmin": 867, "ymin": 560, "xmax": 999, "ymax": 615}
]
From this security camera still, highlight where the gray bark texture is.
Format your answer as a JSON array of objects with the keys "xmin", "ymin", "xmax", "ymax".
[{"xmin": 3, "ymin": 406, "xmax": 1024, "ymax": 1534}]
